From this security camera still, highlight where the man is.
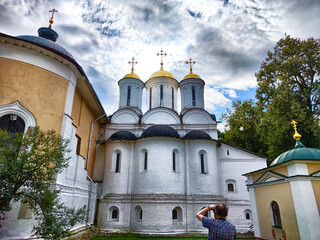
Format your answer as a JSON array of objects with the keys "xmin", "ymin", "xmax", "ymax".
[{"xmin": 196, "ymin": 204, "xmax": 236, "ymax": 240}]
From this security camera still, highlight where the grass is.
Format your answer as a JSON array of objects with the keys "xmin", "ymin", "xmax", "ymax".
[{"xmin": 89, "ymin": 233, "xmax": 253, "ymax": 240}]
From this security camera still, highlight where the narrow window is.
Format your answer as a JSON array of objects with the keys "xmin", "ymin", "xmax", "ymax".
[
  {"xmin": 144, "ymin": 151, "xmax": 148, "ymax": 171},
  {"xmin": 172, "ymin": 87, "xmax": 174, "ymax": 109},
  {"xmin": 200, "ymin": 153, "xmax": 205, "ymax": 174},
  {"xmin": 192, "ymin": 86, "xmax": 196, "ymax": 106},
  {"xmin": 160, "ymin": 85, "xmax": 163, "ymax": 106},
  {"xmin": 228, "ymin": 183, "xmax": 234, "ymax": 192},
  {"xmin": 115, "ymin": 152, "xmax": 121, "ymax": 173},
  {"xmin": 173, "ymin": 152, "xmax": 176, "ymax": 171},
  {"xmin": 75, "ymin": 134, "xmax": 81, "ymax": 155},
  {"xmin": 139, "ymin": 209, "xmax": 143, "ymax": 220},
  {"xmin": 135, "ymin": 206, "xmax": 143, "ymax": 221},
  {"xmin": 271, "ymin": 201, "xmax": 282, "ymax": 227},
  {"xmin": 227, "ymin": 150, "xmax": 229, "ymax": 155},
  {"xmin": 172, "ymin": 209, "xmax": 177, "ymax": 219},
  {"xmin": 149, "ymin": 87, "xmax": 152, "ymax": 109},
  {"xmin": 127, "ymin": 86, "xmax": 131, "ymax": 106},
  {"xmin": 246, "ymin": 213, "xmax": 250, "ymax": 220},
  {"xmin": 112, "ymin": 209, "xmax": 118, "ymax": 219}
]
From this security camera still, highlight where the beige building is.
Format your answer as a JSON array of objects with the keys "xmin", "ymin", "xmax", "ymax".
[
  {"xmin": 0, "ymin": 21, "xmax": 107, "ymax": 239},
  {"xmin": 244, "ymin": 123, "xmax": 320, "ymax": 240}
]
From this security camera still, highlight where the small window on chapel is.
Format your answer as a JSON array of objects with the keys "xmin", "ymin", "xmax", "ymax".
[
  {"xmin": 0, "ymin": 114, "xmax": 25, "ymax": 135},
  {"xmin": 75, "ymin": 134, "xmax": 81, "ymax": 155},
  {"xmin": 228, "ymin": 183, "xmax": 234, "ymax": 192}
]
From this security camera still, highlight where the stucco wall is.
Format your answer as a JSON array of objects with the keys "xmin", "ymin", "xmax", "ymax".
[
  {"xmin": 311, "ymin": 180, "xmax": 320, "ymax": 215},
  {"xmin": 0, "ymin": 58, "xmax": 68, "ymax": 132},
  {"xmin": 254, "ymin": 183, "xmax": 299, "ymax": 240}
]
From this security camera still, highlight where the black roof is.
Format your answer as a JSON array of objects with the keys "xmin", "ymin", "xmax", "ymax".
[
  {"xmin": 141, "ymin": 125, "xmax": 180, "ymax": 139},
  {"xmin": 184, "ymin": 130, "xmax": 212, "ymax": 140},
  {"xmin": 109, "ymin": 131, "xmax": 137, "ymax": 140}
]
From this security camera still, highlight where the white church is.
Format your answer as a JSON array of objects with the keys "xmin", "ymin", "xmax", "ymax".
[
  {"xmin": 92, "ymin": 53, "xmax": 267, "ymax": 233},
  {"xmin": 0, "ymin": 17, "xmax": 267, "ymax": 238}
]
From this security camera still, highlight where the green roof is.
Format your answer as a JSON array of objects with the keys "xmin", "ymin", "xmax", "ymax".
[{"xmin": 270, "ymin": 140, "xmax": 320, "ymax": 166}]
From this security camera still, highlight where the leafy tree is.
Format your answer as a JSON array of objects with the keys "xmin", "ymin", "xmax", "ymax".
[
  {"xmin": 223, "ymin": 36, "xmax": 320, "ymax": 159},
  {"xmin": 0, "ymin": 127, "xmax": 85, "ymax": 239},
  {"xmin": 222, "ymin": 100, "xmax": 268, "ymax": 156}
]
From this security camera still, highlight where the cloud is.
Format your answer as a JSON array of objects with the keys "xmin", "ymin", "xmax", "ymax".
[{"xmin": 204, "ymin": 86, "xmax": 232, "ymax": 111}]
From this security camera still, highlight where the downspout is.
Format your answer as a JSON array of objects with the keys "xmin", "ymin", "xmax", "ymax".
[{"xmin": 85, "ymin": 114, "xmax": 106, "ymax": 226}]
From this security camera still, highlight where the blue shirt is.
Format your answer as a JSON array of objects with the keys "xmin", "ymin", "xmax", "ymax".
[{"xmin": 202, "ymin": 217, "xmax": 236, "ymax": 240}]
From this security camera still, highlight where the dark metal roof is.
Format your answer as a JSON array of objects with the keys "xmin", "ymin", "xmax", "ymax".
[
  {"xmin": 184, "ymin": 130, "xmax": 212, "ymax": 140},
  {"xmin": 270, "ymin": 140, "xmax": 320, "ymax": 166},
  {"xmin": 141, "ymin": 125, "xmax": 180, "ymax": 139},
  {"xmin": 109, "ymin": 131, "xmax": 137, "ymax": 141},
  {"xmin": 16, "ymin": 35, "xmax": 74, "ymax": 59}
]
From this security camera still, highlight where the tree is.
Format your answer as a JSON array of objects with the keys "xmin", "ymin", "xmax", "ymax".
[
  {"xmin": 221, "ymin": 100, "xmax": 268, "ymax": 156},
  {"xmin": 223, "ymin": 36, "xmax": 320, "ymax": 159},
  {"xmin": 0, "ymin": 127, "xmax": 85, "ymax": 239}
]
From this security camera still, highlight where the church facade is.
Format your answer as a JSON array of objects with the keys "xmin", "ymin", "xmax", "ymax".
[
  {"xmin": 0, "ymin": 20, "xmax": 267, "ymax": 238},
  {"xmin": 92, "ymin": 56, "xmax": 267, "ymax": 233}
]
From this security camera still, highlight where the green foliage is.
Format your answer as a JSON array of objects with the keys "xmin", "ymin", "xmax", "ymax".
[
  {"xmin": 0, "ymin": 127, "xmax": 86, "ymax": 239},
  {"xmin": 223, "ymin": 36, "xmax": 320, "ymax": 159}
]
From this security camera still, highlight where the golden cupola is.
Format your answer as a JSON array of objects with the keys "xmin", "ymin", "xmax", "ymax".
[{"xmin": 145, "ymin": 49, "xmax": 179, "ymax": 111}]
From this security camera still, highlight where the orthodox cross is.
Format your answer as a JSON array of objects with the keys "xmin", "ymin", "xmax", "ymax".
[
  {"xmin": 157, "ymin": 49, "xmax": 167, "ymax": 70},
  {"xmin": 128, "ymin": 57, "xmax": 138, "ymax": 73},
  {"xmin": 291, "ymin": 120, "xmax": 301, "ymax": 140},
  {"xmin": 186, "ymin": 57, "xmax": 196, "ymax": 73},
  {"xmin": 49, "ymin": 9, "xmax": 58, "ymax": 27}
]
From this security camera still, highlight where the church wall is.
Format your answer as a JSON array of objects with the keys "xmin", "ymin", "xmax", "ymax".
[
  {"xmin": 133, "ymin": 138, "xmax": 185, "ymax": 194},
  {"xmin": 102, "ymin": 141, "xmax": 133, "ymax": 194},
  {"xmin": 307, "ymin": 163, "xmax": 320, "ymax": 174},
  {"xmin": 311, "ymin": 180, "xmax": 320, "ymax": 215},
  {"xmin": 187, "ymin": 140, "xmax": 219, "ymax": 195},
  {"xmin": 0, "ymin": 58, "xmax": 68, "ymax": 133},
  {"xmin": 254, "ymin": 183, "xmax": 299, "ymax": 240},
  {"xmin": 71, "ymin": 90, "xmax": 100, "ymax": 177},
  {"xmin": 251, "ymin": 165, "xmax": 288, "ymax": 183}
]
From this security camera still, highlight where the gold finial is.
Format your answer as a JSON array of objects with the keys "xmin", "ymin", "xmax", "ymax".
[
  {"xmin": 128, "ymin": 57, "xmax": 138, "ymax": 74},
  {"xmin": 49, "ymin": 9, "xmax": 58, "ymax": 27},
  {"xmin": 291, "ymin": 120, "xmax": 301, "ymax": 140},
  {"xmin": 157, "ymin": 49, "xmax": 167, "ymax": 70},
  {"xmin": 186, "ymin": 57, "xmax": 196, "ymax": 74}
]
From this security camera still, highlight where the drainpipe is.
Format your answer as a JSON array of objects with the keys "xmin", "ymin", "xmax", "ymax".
[{"xmin": 85, "ymin": 114, "xmax": 106, "ymax": 226}]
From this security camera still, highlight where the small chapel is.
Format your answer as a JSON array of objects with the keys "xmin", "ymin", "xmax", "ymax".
[{"xmin": 0, "ymin": 11, "xmax": 268, "ymax": 239}]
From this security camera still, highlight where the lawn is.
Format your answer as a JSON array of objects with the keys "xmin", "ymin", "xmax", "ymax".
[{"xmin": 90, "ymin": 233, "xmax": 253, "ymax": 240}]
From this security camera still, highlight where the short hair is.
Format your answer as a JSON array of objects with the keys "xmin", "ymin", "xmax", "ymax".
[{"xmin": 215, "ymin": 204, "xmax": 228, "ymax": 217}]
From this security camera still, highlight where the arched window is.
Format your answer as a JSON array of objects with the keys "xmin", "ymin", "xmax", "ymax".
[
  {"xmin": 149, "ymin": 87, "xmax": 152, "ymax": 109},
  {"xmin": 172, "ymin": 207, "xmax": 182, "ymax": 222},
  {"xmin": 144, "ymin": 151, "xmax": 148, "ymax": 171},
  {"xmin": 127, "ymin": 85, "xmax": 131, "ymax": 106},
  {"xmin": 173, "ymin": 151, "xmax": 176, "ymax": 171},
  {"xmin": 0, "ymin": 114, "xmax": 25, "ymax": 135},
  {"xmin": 160, "ymin": 85, "xmax": 164, "ymax": 106},
  {"xmin": 0, "ymin": 101, "xmax": 36, "ymax": 134},
  {"xmin": 192, "ymin": 86, "xmax": 196, "ymax": 106},
  {"xmin": 271, "ymin": 201, "xmax": 282, "ymax": 227},
  {"xmin": 113, "ymin": 151, "xmax": 121, "ymax": 173},
  {"xmin": 226, "ymin": 179, "xmax": 236, "ymax": 192},
  {"xmin": 228, "ymin": 183, "xmax": 234, "ymax": 192},
  {"xmin": 135, "ymin": 206, "xmax": 143, "ymax": 222},
  {"xmin": 109, "ymin": 206, "xmax": 119, "ymax": 221},
  {"xmin": 244, "ymin": 209, "xmax": 251, "ymax": 220},
  {"xmin": 172, "ymin": 87, "xmax": 174, "ymax": 109},
  {"xmin": 199, "ymin": 151, "xmax": 208, "ymax": 174}
]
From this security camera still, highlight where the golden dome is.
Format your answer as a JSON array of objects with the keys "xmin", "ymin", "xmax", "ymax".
[
  {"xmin": 183, "ymin": 72, "xmax": 201, "ymax": 80},
  {"xmin": 149, "ymin": 69, "xmax": 175, "ymax": 80},
  {"xmin": 122, "ymin": 72, "xmax": 141, "ymax": 80}
]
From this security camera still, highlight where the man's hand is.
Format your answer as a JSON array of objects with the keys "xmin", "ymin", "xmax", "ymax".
[{"xmin": 196, "ymin": 205, "xmax": 215, "ymax": 222}]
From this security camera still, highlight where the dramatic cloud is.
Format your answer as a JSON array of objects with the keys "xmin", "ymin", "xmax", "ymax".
[{"xmin": 1, "ymin": 0, "xmax": 319, "ymax": 119}]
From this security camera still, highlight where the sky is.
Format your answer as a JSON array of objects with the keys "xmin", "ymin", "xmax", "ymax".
[{"xmin": 1, "ymin": 0, "xmax": 320, "ymax": 131}]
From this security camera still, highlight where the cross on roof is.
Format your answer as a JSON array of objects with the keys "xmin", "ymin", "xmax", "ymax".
[
  {"xmin": 157, "ymin": 49, "xmax": 167, "ymax": 70},
  {"xmin": 128, "ymin": 57, "xmax": 138, "ymax": 73},
  {"xmin": 49, "ymin": 9, "xmax": 58, "ymax": 27},
  {"xmin": 186, "ymin": 57, "xmax": 196, "ymax": 73}
]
